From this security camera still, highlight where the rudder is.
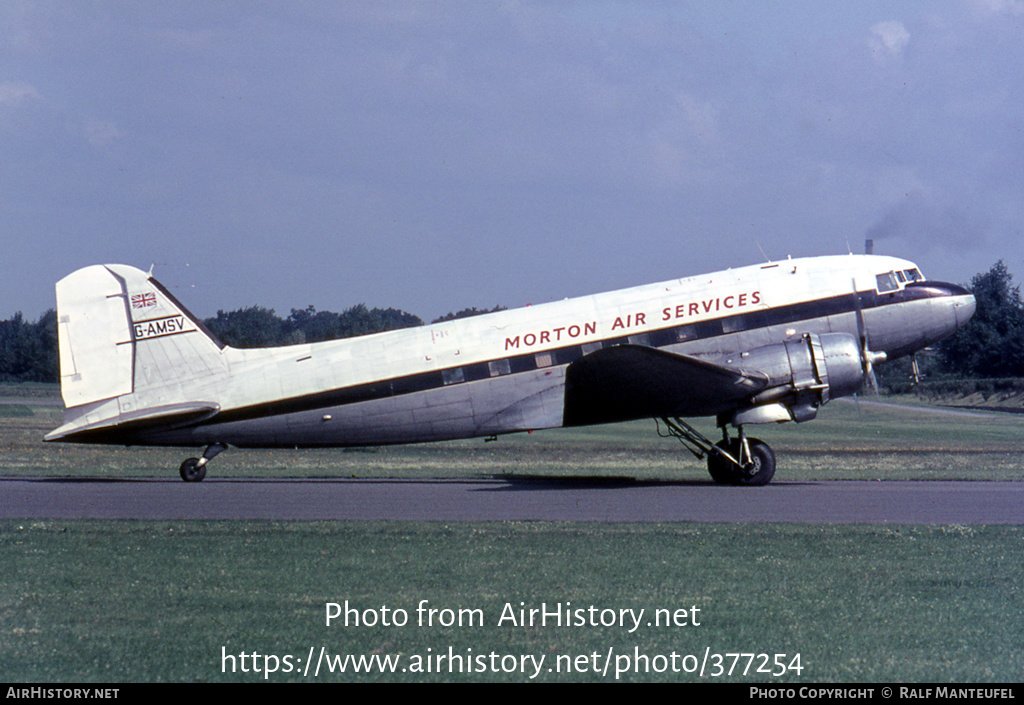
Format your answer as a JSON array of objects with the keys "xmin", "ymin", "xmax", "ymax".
[
  {"xmin": 55, "ymin": 265, "xmax": 134, "ymax": 407},
  {"xmin": 54, "ymin": 264, "xmax": 225, "ymax": 409}
]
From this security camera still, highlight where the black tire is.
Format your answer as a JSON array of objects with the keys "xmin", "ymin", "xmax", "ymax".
[
  {"xmin": 179, "ymin": 458, "xmax": 206, "ymax": 483},
  {"xmin": 733, "ymin": 438, "xmax": 775, "ymax": 486},
  {"xmin": 707, "ymin": 440, "xmax": 738, "ymax": 484},
  {"xmin": 706, "ymin": 438, "xmax": 776, "ymax": 486}
]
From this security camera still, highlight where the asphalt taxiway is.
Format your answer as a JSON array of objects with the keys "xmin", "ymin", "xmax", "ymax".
[{"xmin": 2, "ymin": 477, "xmax": 1022, "ymax": 523}]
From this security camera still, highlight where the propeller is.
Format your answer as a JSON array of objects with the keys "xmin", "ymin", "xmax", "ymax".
[{"xmin": 851, "ymin": 279, "xmax": 887, "ymax": 393}]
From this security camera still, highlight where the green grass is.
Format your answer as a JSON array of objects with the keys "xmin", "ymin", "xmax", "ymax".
[
  {"xmin": 2, "ymin": 387, "xmax": 1023, "ymax": 682},
  {"xmin": 3, "ymin": 392, "xmax": 1024, "ymax": 481},
  {"xmin": 3, "ymin": 521, "xmax": 1022, "ymax": 682}
]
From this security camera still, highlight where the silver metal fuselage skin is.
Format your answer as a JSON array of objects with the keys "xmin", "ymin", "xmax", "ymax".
[{"xmin": 47, "ymin": 255, "xmax": 975, "ymax": 449}]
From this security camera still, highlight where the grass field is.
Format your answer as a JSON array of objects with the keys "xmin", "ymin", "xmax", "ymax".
[
  {"xmin": 3, "ymin": 385, "xmax": 1024, "ymax": 482},
  {"xmin": 2, "ymin": 385, "xmax": 1023, "ymax": 682}
]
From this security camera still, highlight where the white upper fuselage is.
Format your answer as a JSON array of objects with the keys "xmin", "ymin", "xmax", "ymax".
[{"xmin": 213, "ymin": 254, "xmax": 915, "ymax": 406}]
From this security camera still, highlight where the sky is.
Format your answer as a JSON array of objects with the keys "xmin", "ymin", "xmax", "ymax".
[{"xmin": 2, "ymin": 1, "xmax": 1022, "ymax": 321}]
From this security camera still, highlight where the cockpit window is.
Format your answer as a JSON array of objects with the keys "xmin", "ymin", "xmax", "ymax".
[
  {"xmin": 876, "ymin": 272, "xmax": 899, "ymax": 293},
  {"xmin": 903, "ymin": 268, "xmax": 923, "ymax": 282}
]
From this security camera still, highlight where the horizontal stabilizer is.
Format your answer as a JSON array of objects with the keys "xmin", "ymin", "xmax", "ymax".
[
  {"xmin": 45, "ymin": 402, "xmax": 220, "ymax": 443},
  {"xmin": 563, "ymin": 345, "xmax": 768, "ymax": 426}
]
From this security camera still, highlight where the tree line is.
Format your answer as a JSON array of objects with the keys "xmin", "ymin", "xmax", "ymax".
[
  {"xmin": 2, "ymin": 264, "xmax": 1021, "ymax": 385},
  {"xmin": 202, "ymin": 303, "xmax": 507, "ymax": 348},
  {"xmin": 0, "ymin": 301, "xmax": 504, "ymax": 383}
]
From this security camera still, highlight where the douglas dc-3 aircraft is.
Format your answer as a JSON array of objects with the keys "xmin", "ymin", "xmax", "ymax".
[{"xmin": 45, "ymin": 254, "xmax": 975, "ymax": 485}]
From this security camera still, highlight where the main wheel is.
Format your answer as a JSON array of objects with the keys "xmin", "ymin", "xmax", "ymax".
[
  {"xmin": 706, "ymin": 438, "xmax": 776, "ymax": 486},
  {"xmin": 179, "ymin": 458, "xmax": 206, "ymax": 483},
  {"xmin": 733, "ymin": 438, "xmax": 775, "ymax": 486},
  {"xmin": 707, "ymin": 440, "xmax": 738, "ymax": 484}
]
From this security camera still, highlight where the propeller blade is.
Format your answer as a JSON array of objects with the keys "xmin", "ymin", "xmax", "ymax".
[
  {"xmin": 851, "ymin": 278, "xmax": 885, "ymax": 394},
  {"xmin": 864, "ymin": 349, "xmax": 887, "ymax": 393}
]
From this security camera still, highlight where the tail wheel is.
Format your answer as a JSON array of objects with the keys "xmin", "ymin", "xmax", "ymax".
[
  {"xmin": 177, "ymin": 443, "xmax": 226, "ymax": 482},
  {"xmin": 179, "ymin": 458, "xmax": 206, "ymax": 482}
]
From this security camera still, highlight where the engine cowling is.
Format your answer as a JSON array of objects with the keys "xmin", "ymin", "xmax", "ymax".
[{"xmin": 716, "ymin": 332, "xmax": 865, "ymax": 425}]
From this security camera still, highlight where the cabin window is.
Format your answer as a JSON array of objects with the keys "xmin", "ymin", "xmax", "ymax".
[
  {"xmin": 509, "ymin": 355, "xmax": 535, "ymax": 374},
  {"xmin": 535, "ymin": 351, "xmax": 554, "ymax": 368},
  {"xmin": 464, "ymin": 363, "xmax": 490, "ymax": 382},
  {"xmin": 628, "ymin": 333, "xmax": 650, "ymax": 346},
  {"xmin": 556, "ymin": 345, "xmax": 583, "ymax": 365},
  {"xmin": 722, "ymin": 314, "xmax": 752, "ymax": 334},
  {"xmin": 488, "ymin": 359, "xmax": 511, "ymax": 377},
  {"xmin": 876, "ymin": 272, "xmax": 899, "ymax": 293},
  {"xmin": 442, "ymin": 367, "xmax": 465, "ymax": 385},
  {"xmin": 674, "ymin": 325, "xmax": 696, "ymax": 342},
  {"xmin": 693, "ymin": 319, "xmax": 724, "ymax": 338}
]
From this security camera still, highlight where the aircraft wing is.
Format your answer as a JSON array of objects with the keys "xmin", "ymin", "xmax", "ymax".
[{"xmin": 563, "ymin": 344, "xmax": 769, "ymax": 426}]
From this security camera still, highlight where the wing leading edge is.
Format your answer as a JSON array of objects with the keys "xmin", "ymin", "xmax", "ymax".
[{"xmin": 563, "ymin": 345, "xmax": 769, "ymax": 427}]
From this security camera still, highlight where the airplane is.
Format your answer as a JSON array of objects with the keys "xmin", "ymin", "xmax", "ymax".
[{"xmin": 44, "ymin": 254, "xmax": 975, "ymax": 485}]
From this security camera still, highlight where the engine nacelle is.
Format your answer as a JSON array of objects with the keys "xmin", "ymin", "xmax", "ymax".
[{"xmin": 717, "ymin": 332, "xmax": 865, "ymax": 425}]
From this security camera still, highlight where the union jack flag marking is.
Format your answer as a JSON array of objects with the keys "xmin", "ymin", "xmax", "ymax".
[{"xmin": 131, "ymin": 292, "xmax": 157, "ymax": 309}]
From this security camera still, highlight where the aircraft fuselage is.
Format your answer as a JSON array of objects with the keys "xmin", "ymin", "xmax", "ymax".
[{"xmin": 46, "ymin": 254, "xmax": 975, "ymax": 454}]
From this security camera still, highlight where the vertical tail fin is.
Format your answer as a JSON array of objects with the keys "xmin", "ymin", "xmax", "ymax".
[
  {"xmin": 53, "ymin": 264, "xmax": 226, "ymax": 410},
  {"xmin": 55, "ymin": 265, "xmax": 135, "ymax": 407}
]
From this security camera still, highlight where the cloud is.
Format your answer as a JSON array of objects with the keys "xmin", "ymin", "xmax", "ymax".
[
  {"xmin": 642, "ymin": 93, "xmax": 722, "ymax": 189},
  {"xmin": 82, "ymin": 120, "xmax": 122, "ymax": 147},
  {"xmin": 964, "ymin": 0, "xmax": 1024, "ymax": 15},
  {"xmin": 868, "ymin": 20, "xmax": 910, "ymax": 60},
  {"xmin": 0, "ymin": 81, "xmax": 41, "ymax": 107}
]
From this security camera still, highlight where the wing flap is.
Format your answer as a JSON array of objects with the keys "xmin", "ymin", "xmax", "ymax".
[{"xmin": 563, "ymin": 345, "xmax": 768, "ymax": 426}]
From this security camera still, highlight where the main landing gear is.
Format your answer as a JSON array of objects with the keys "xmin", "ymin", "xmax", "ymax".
[
  {"xmin": 659, "ymin": 417, "xmax": 776, "ymax": 486},
  {"xmin": 178, "ymin": 442, "xmax": 228, "ymax": 482}
]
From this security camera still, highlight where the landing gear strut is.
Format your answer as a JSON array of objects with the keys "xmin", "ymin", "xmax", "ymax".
[
  {"xmin": 178, "ymin": 442, "xmax": 228, "ymax": 482},
  {"xmin": 659, "ymin": 418, "xmax": 776, "ymax": 486}
]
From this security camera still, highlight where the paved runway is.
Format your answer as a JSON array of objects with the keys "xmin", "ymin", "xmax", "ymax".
[{"xmin": 2, "ymin": 477, "xmax": 1023, "ymax": 523}]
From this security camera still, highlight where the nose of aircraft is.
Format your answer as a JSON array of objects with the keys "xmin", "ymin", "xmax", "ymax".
[
  {"xmin": 926, "ymin": 281, "xmax": 976, "ymax": 330},
  {"xmin": 904, "ymin": 280, "xmax": 976, "ymax": 340},
  {"xmin": 933, "ymin": 282, "xmax": 976, "ymax": 352},
  {"xmin": 873, "ymin": 280, "xmax": 976, "ymax": 361},
  {"xmin": 955, "ymin": 290, "xmax": 977, "ymax": 329}
]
